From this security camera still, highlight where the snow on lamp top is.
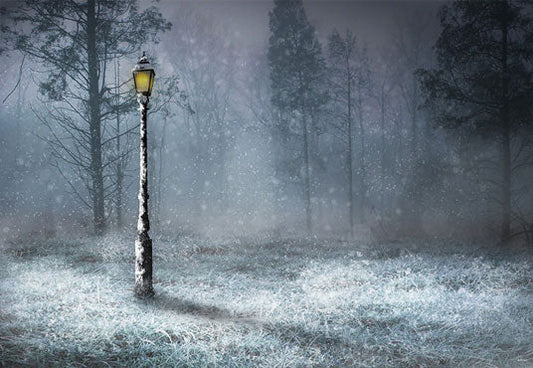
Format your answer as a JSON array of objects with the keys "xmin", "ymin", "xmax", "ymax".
[{"xmin": 132, "ymin": 52, "xmax": 155, "ymax": 96}]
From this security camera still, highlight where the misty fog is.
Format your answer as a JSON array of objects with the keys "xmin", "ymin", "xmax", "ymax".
[{"xmin": 2, "ymin": 0, "xmax": 530, "ymax": 244}]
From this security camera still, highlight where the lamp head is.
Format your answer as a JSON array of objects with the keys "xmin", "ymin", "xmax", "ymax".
[{"xmin": 132, "ymin": 52, "xmax": 155, "ymax": 96}]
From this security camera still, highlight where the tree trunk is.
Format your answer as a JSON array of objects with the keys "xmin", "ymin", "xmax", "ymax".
[
  {"xmin": 411, "ymin": 75, "xmax": 418, "ymax": 160},
  {"xmin": 156, "ymin": 120, "xmax": 167, "ymax": 227},
  {"xmin": 357, "ymin": 89, "xmax": 366, "ymax": 223},
  {"xmin": 380, "ymin": 84, "xmax": 386, "ymax": 210},
  {"xmin": 502, "ymin": 126, "xmax": 511, "ymax": 240},
  {"xmin": 87, "ymin": 0, "xmax": 105, "ymax": 236},
  {"xmin": 501, "ymin": 3, "xmax": 511, "ymax": 241},
  {"xmin": 302, "ymin": 110, "xmax": 312, "ymax": 234},
  {"xmin": 116, "ymin": 160, "xmax": 123, "ymax": 229},
  {"xmin": 149, "ymin": 136, "xmax": 158, "ymax": 226},
  {"xmin": 347, "ymin": 58, "xmax": 354, "ymax": 239},
  {"xmin": 135, "ymin": 98, "xmax": 154, "ymax": 298},
  {"xmin": 115, "ymin": 58, "xmax": 123, "ymax": 229}
]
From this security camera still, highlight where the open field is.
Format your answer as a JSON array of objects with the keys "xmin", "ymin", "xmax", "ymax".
[{"xmin": 1, "ymin": 234, "xmax": 532, "ymax": 367}]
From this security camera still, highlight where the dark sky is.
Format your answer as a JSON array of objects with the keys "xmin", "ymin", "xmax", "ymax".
[
  {"xmin": 0, "ymin": 0, "xmax": 444, "ymax": 55},
  {"xmin": 161, "ymin": 0, "xmax": 443, "ymax": 52},
  {"xmin": 0, "ymin": 0, "xmax": 444, "ymax": 102}
]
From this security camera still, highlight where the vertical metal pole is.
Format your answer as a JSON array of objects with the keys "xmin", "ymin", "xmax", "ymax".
[{"xmin": 135, "ymin": 96, "xmax": 154, "ymax": 298}]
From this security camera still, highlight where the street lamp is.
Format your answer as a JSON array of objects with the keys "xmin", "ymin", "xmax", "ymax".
[{"xmin": 133, "ymin": 52, "xmax": 155, "ymax": 298}]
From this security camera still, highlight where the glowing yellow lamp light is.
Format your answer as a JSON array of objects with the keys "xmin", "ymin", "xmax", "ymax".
[{"xmin": 132, "ymin": 52, "xmax": 155, "ymax": 96}]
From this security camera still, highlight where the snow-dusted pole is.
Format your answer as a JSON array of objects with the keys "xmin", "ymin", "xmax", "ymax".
[{"xmin": 135, "ymin": 94, "xmax": 154, "ymax": 298}]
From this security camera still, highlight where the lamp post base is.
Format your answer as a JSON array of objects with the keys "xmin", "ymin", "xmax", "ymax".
[{"xmin": 135, "ymin": 231, "xmax": 154, "ymax": 298}]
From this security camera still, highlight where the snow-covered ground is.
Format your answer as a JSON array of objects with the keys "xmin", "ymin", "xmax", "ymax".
[{"xmin": 1, "ymin": 234, "xmax": 532, "ymax": 367}]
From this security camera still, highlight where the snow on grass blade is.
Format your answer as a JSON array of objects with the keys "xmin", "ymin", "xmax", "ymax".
[{"xmin": 0, "ymin": 235, "xmax": 531, "ymax": 367}]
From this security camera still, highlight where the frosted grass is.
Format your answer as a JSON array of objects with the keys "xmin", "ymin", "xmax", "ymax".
[{"xmin": 0, "ymin": 235, "xmax": 531, "ymax": 367}]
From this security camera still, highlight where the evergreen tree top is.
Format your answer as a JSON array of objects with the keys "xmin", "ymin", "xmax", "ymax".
[
  {"xmin": 267, "ymin": 0, "xmax": 326, "ymax": 113},
  {"xmin": 419, "ymin": 0, "xmax": 533, "ymax": 132}
]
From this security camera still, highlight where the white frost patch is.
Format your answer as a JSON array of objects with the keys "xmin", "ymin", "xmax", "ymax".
[{"xmin": 0, "ymin": 237, "xmax": 531, "ymax": 367}]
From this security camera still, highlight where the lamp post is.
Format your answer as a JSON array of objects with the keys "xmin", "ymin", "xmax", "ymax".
[{"xmin": 132, "ymin": 52, "xmax": 155, "ymax": 298}]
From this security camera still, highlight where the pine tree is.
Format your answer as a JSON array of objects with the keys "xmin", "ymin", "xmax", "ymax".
[
  {"xmin": 267, "ymin": 0, "xmax": 327, "ymax": 233},
  {"xmin": 419, "ymin": 0, "xmax": 533, "ymax": 241}
]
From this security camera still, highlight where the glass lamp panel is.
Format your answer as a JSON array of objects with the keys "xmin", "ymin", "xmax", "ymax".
[
  {"xmin": 148, "ymin": 71, "xmax": 154, "ymax": 95},
  {"xmin": 134, "ymin": 70, "xmax": 152, "ymax": 94}
]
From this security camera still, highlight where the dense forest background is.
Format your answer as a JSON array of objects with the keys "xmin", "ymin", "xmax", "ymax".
[{"xmin": 1, "ymin": 0, "xmax": 532, "ymax": 245}]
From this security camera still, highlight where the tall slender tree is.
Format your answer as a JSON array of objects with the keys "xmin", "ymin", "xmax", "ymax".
[
  {"xmin": 2, "ymin": 0, "xmax": 171, "ymax": 235},
  {"xmin": 268, "ymin": 0, "xmax": 327, "ymax": 233},
  {"xmin": 327, "ymin": 29, "xmax": 358, "ymax": 238},
  {"xmin": 419, "ymin": 0, "xmax": 533, "ymax": 241},
  {"xmin": 352, "ymin": 44, "xmax": 372, "ymax": 224},
  {"xmin": 391, "ymin": 10, "xmax": 436, "ymax": 235}
]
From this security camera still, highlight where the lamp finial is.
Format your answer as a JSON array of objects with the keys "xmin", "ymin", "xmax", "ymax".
[{"xmin": 139, "ymin": 51, "xmax": 149, "ymax": 64}]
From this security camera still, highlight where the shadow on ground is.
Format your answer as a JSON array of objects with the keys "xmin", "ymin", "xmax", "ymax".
[{"xmin": 144, "ymin": 293, "xmax": 263, "ymax": 326}]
